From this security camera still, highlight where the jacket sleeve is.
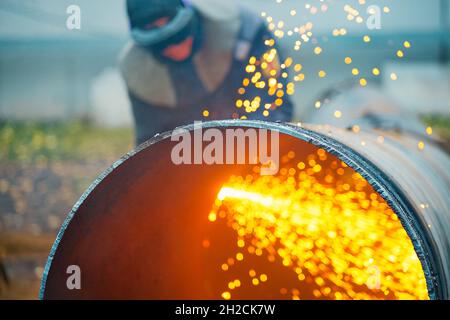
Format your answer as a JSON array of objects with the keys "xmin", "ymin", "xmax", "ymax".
[{"xmin": 128, "ymin": 92, "xmax": 175, "ymax": 145}]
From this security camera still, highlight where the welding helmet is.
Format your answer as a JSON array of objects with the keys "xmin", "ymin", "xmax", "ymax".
[{"xmin": 127, "ymin": 0, "xmax": 202, "ymax": 63}]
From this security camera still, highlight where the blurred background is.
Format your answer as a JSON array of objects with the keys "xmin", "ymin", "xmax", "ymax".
[{"xmin": 0, "ymin": 0, "xmax": 449, "ymax": 299}]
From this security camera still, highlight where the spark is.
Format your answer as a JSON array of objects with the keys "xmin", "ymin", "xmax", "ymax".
[{"xmin": 207, "ymin": 149, "xmax": 429, "ymax": 300}]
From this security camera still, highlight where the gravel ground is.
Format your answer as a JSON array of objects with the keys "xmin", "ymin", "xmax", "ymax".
[
  {"xmin": 0, "ymin": 160, "xmax": 126, "ymax": 299},
  {"xmin": 0, "ymin": 121, "xmax": 133, "ymax": 299},
  {"xmin": 0, "ymin": 161, "xmax": 114, "ymax": 235}
]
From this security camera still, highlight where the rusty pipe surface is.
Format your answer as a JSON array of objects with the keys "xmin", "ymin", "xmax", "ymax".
[{"xmin": 40, "ymin": 120, "xmax": 450, "ymax": 300}]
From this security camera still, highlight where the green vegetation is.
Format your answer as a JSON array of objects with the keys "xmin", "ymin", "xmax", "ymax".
[
  {"xmin": 0, "ymin": 116, "xmax": 448, "ymax": 165},
  {"xmin": 422, "ymin": 114, "xmax": 450, "ymax": 140},
  {"xmin": 0, "ymin": 120, "xmax": 134, "ymax": 164}
]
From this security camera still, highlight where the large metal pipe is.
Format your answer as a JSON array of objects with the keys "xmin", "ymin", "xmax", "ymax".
[{"xmin": 40, "ymin": 120, "xmax": 450, "ymax": 300}]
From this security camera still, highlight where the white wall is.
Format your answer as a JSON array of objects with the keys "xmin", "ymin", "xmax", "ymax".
[
  {"xmin": 0, "ymin": 0, "xmax": 128, "ymax": 39},
  {"xmin": 1, "ymin": 0, "xmax": 446, "ymax": 39},
  {"xmin": 245, "ymin": 0, "xmax": 444, "ymax": 34}
]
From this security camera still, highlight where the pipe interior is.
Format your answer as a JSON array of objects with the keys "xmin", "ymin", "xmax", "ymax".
[{"xmin": 43, "ymin": 128, "xmax": 429, "ymax": 300}]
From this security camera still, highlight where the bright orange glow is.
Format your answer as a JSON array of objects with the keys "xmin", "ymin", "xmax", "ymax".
[{"xmin": 206, "ymin": 149, "xmax": 429, "ymax": 300}]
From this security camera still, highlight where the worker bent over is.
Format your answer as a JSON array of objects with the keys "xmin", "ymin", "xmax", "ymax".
[{"xmin": 120, "ymin": 0, "xmax": 294, "ymax": 145}]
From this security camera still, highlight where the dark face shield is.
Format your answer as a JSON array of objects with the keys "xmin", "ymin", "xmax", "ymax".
[{"xmin": 131, "ymin": 6, "xmax": 202, "ymax": 64}]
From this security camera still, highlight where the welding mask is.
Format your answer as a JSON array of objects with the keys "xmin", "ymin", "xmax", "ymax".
[{"xmin": 127, "ymin": 0, "xmax": 202, "ymax": 64}]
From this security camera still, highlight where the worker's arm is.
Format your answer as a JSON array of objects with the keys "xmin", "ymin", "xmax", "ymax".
[{"xmin": 128, "ymin": 92, "xmax": 176, "ymax": 145}]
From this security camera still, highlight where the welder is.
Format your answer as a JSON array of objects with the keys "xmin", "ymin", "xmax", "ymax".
[{"xmin": 120, "ymin": 0, "xmax": 294, "ymax": 145}]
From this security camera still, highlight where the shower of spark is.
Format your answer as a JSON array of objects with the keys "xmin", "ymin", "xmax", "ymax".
[
  {"xmin": 222, "ymin": 0, "xmax": 427, "ymax": 143},
  {"xmin": 204, "ymin": 148, "xmax": 429, "ymax": 300}
]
